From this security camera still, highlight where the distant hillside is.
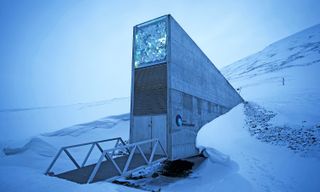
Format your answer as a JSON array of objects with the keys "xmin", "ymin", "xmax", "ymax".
[
  {"xmin": 222, "ymin": 24, "xmax": 320, "ymax": 81},
  {"xmin": 220, "ymin": 24, "xmax": 320, "ymax": 154}
]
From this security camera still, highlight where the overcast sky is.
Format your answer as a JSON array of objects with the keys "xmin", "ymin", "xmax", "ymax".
[{"xmin": 0, "ymin": 0, "xmax": 319, "ymax": 109}]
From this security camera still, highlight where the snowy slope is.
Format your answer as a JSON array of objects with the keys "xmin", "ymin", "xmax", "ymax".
[
  {"xmin": 221, "ymin": 24, "xmax": 320, "ymax": 155},
  {"xmin": 221, "ymin": 24, "xmax": 320, "ymax": 128},
  {"xmin": 222, "ymin": 24, "xmax": 320, "ymax": 81}
]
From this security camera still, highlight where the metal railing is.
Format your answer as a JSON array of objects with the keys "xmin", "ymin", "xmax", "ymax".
[
  {"xmin": 45, "ymin": 137, "xmax": 168, "ymax": 184},
  {"xmin": 87, "ymin": 138, "xmax": 167, "ymax": 183},
  {"xmin": 45, "ymin": 137, "xmax": 126, "ymax": 175}
]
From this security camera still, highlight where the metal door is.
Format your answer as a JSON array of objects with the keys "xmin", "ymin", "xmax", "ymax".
[
  {"xmin": 151, "ymin": 115, "xmax": 167, "ymax": 155},
  {"xmin": 132, "ymin": 115, "xmax": 166, "ymax": 155},
  {"xmin": 132, "ymin": 116, "xmax": 152, "ymax": 153}
]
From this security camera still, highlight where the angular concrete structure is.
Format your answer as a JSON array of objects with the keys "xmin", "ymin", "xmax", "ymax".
[{"xmin": 130, "ymin": 15, "xmax": 243, "ymax": 160}]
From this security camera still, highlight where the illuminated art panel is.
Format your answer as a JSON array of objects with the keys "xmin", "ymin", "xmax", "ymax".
[{"xmin": 134, "ymin": 16, "xmax": 168, "ymax": 68}]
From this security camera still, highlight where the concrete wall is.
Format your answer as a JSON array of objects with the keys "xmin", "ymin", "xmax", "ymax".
[
  {"xmin": 168, "ymin": 16, "xmax": 243, "ymax": 159},
  {"xmin": 130, "ymin": 15, "xmax": 243, "ymax": 160}
]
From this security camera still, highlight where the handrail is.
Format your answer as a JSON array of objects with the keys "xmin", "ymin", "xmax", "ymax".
[
  {"xmin": 61, "ymin": 137, "xmax": 124, "ymax": 149},
  {"xmin": 104, "ymin": 138, "xmax": 164, "ymax": 153},
  {"xmin": 87, "ymin": 138, "xmax": 167, "ymax": 183},
  {"xmin": 45, "ymin": 137, "xmax": 168, "ymax": 184},
  {"xmin": 45, "ymin": 137, "xmax": 125, "ymax": 175}
]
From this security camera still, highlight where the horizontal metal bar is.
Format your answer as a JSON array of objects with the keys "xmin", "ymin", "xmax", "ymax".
[
  {"xmin": 62, "ymin": 137, "xmax": 121, "ymax": 149},
  {"xmin": 103, "ymin": 138, "xmax": 159, "ymax": 153}
]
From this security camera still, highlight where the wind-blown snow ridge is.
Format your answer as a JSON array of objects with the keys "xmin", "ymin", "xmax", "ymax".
[
  {"xmin": 0, "ymin": 97, "xmax": 130, "ymax": 141},
  {"xmin": 3, "ymin": 137, "xmax": 56, "ymax": 157},
  {"xmin": 0, "ymin": 97, "xmax": 129, "ymax": 113},
  {"xmin": 42, "ymin": 113, "xmax": 130, "ymax": 137}
]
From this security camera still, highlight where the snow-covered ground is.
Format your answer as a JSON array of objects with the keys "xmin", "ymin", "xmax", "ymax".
[
  {"xmin": 1, "ymin": 24, "xmax": 320, "ymax": 191},
  {"xmin": 0, "ymin": 97, "xmax": 129, "ymax": 141},
  {"xmin": 196, "ymin": 104, "xmax": 320, "ymax": 192},
  {"xmin": 0, "ymin": 108, "xmax": 133, "ymax": 192}
]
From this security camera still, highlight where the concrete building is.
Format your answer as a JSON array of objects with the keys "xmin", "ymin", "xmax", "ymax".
[{"xmin": 130, "ymin": 15, "xmax": 243, "ymax": 160}]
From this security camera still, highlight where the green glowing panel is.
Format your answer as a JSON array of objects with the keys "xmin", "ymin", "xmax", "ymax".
[{"xmin": 134, "ymin": 17, "xmax": 168, "ymax": 68}]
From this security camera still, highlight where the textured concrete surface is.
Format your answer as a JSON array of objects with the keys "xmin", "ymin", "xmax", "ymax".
[{"xmin": 168, "ymin": 16, "xmax": 243, "ymax": 159}]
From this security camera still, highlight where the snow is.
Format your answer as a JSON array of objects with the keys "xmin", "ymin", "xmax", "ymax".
[
  {"xmin": 220, "ymin": 24, "xmax": 320, "ymax": 157},
  {"xmin": 0, "ymin": 97, "xmax": 130, "ymax": 141},
  {"xmin": 196, "ymin": 104, "xmax": 320, "ymax": 192},
  {"xmin": 0, "ymin": 166, "xmax": 141, "ymax": 192},
  {"xmin": 0, "ymin": 105, "xmax": 133, "ymax": 192},
  {"xmin": 198, "ymin": 147, "xmax": 230, "ymax": 165},
  {"xmin": 222, "ymin": 24, "xmax": 320, "ymax": 130},
  {"xmin": 1, "ymin": 23, "xmax": 320, "ymax": 192}
]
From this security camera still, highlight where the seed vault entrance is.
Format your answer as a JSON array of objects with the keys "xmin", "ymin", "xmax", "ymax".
[
  {"xmin": 45, "ymin": 14, "xmax": 243, "ymax": 184},
  {"xmin": 129, "ymin": 15, "xmax": 243, "ymax": 160},
  {"xmin": 132, "ymin": 115, "xmax": 167, "ymax": 154},
  {"xmin": 130, "ymin": 62, "xmax": 168, "ymax": 155},
  {"xmin": 130, "ymin": 16, "xmax": 169, "ymax": 158}
]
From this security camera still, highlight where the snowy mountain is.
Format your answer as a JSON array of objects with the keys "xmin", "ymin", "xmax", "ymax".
[
  {"xmin": 222, "ymin": 24, "xmax": 320, "ymax": 81},
  {"xmin": 220, "ymin": 24, "xmax": 320, "ymax": 155},
  {"xmin": 1, "ymin": 24, "xmax": 320, "ymax": 192}
]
